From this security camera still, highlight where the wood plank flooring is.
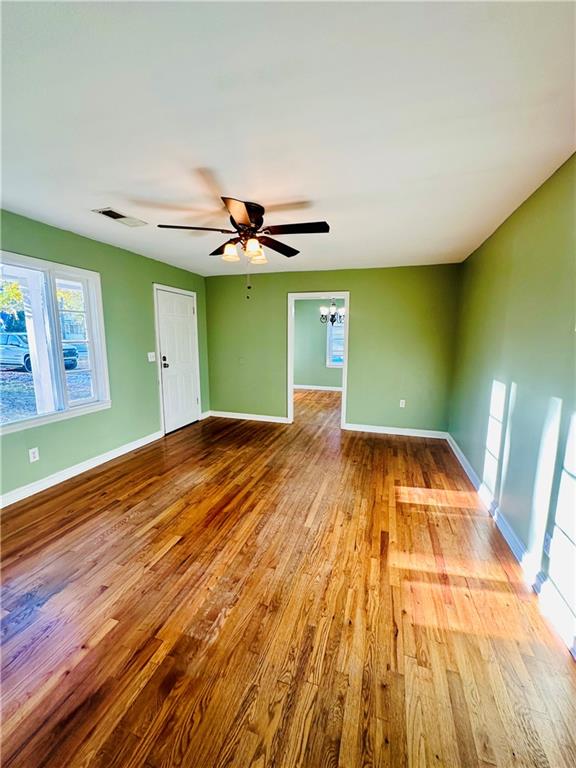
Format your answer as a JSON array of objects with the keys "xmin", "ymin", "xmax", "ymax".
[{"xmin": 1, "ymin": 390, "xmax": 575, "ymax": 768}]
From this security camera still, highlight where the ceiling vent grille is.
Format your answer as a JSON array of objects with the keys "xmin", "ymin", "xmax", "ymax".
[{"xmin": 92, "ymin": 207, "xmax": 147, "ymax": 227}]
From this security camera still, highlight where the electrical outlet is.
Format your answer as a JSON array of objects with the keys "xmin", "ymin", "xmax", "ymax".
[
  {"xmin": 147, "ymin": 352, "xmax": 156, "ymax": 362},
  {"xmin": 399, "ymin": 399, "xmax": 406, "ymax": 408},
  {"xmin": 29, "ymin": 447, "xmax": 39, "ymax": 463}
]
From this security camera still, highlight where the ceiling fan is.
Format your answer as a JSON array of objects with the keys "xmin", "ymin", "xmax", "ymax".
[
  {"xmin": 156, "ymin": 180, "xmax": 329, "ymax": 263},
  {"xmin": 158, "ymin": 197, "xmax": 329, "ymax": 262}
]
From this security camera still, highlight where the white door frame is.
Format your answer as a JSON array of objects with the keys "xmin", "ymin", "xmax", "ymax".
[
  {"xmin": 153, "ymin": 284, "xmax": 202, "ymax": 435},
  {"xmin": 287, "ymin": 291, "xmax": 350, "ymax": 428}
]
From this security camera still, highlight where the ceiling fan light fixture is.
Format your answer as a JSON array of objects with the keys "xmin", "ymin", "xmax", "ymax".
[
  {"xmin": 245, "ymin": 237, "xmax": 263, "ymax": 257},
  {"xmin": 221, "ymin": 242, "xmax": 240, "ymax": 262},
  {"xmin": 250, "ymin": 252, "xmax": 268, "ymax": 265}
]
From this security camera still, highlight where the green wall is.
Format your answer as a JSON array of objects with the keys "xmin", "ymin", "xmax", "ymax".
[
  {"xmin": 294, "ymin": 299, "xmax": 343, "ymax": 388},
  {"xmin": 0, "ymin": 209, "xmax": 209, "ymax": 495},
  {"xmin": 206, "ymin": 266, "xmax": 460, "ymax": 429},
  {"xmin": 450, "ymin": 156, "xmax": 575, "ymax": 555}
]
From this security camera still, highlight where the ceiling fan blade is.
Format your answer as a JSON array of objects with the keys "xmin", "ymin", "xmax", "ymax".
[
  {"xmin": 221, "ymin": 197, "xmax": 252, "ymax": 226},
  {"xmin": 210, "ymin": 238, "xmax": 239, "ymax": 256},
  {"xmin": 129, "ymin": 197, "xmax": 222, "ymax": 216},
  {"xmin": 261, "ymin": 221, "xmax": 330, "ymax": 235},
  {"xmin": 264, "ymin": 200, "xmax": 312, "ymax": 213},
  {"xmin": 259, "ymin": 235, "xmax": 300, "ymax": 258},
  {"xmin": 157, "ymin": 224, "xmax": 235, "ymax": 233},
  {"xmin": 195, "ymin": 167, "xmax": 227, "ymax": 208},
  {"xmin": 221, "ymin": 197, "xmax": 265, "ymax": 228}
]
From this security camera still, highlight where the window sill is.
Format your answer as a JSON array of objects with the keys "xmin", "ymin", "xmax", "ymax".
[{"xmin": 0, "ymin": 400, "xmax": 112, "ymax": 435}]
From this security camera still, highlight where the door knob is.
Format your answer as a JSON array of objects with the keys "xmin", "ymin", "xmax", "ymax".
[{"xmin": 163, "ymin": 362, "xmax": 169, "ymax": 368}]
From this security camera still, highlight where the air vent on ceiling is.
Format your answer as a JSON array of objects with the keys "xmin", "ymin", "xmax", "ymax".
[{"xmin": 92, "ymin": 207, "xmax": 147, "ymax": 227}]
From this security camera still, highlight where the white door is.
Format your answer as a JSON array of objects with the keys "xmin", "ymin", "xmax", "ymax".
[{"xmin": 156, "ymin": 287, "xmax": 200, "ymax": 433}]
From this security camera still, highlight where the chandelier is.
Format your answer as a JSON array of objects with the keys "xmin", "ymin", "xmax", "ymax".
[{"xmin": 320, "ymin": 300, "xmax": 345, "ymax": 325}]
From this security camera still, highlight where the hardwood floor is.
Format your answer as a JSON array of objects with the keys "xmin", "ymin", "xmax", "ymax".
[{"xmin": 1, "ymin": 390, "xmax": 575, "ymax": 768}]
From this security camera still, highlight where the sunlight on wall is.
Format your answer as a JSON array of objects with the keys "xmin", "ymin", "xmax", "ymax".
[
  {"xmin": 523, "ymin": 396, "xmax": 562, "ymax": 584},
  {"xmin": 498, "ymin": 381, "xmax": 516, "ymax": 506},
  {"xmin": 479, "ymin": 379, "xmax": 507, "ymax": 511},
  {"xmin": 553, "ymin": 411, "xmax": 576, "ymax": 542},
  {"xmin": 539, "ymin": 411, "xmax": 576, "ymax": 655}
]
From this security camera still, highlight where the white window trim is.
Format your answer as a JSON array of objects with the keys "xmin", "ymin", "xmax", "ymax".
[
  {"xmin": 0, "ymin": 400, "xmax": 112, "ymax": 435},
  {"xmin": 326, "ymin": 321, "xmax": 345, "ymax": 368},
  {"xmin": 0, "ymin": 250, "xmax": 111, "ymax": 435}
]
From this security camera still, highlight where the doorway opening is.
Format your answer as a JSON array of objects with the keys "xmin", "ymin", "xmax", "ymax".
[
  {"xmin": 154, "ymin": 284, "xmax": 201, "ymax": 434},
  {"xmin": 287, "ymin": 292, "xmax": 350, "ymax": 427}
]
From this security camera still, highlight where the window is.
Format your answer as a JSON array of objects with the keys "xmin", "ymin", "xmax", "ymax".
[
  {"xmin": 0, "ymin": 251, "xmax": 110, "ymax": 432},
  {"xmin": 326, "ymin": 322, "xmax": 345, "ymax": 367}
]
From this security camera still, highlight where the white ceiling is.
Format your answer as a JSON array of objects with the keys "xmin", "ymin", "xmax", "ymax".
[{"xmin": 2, "ymin": 2, "xmax": 574, "ymax": 277}]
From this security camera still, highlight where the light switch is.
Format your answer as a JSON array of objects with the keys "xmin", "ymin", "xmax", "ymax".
[
  {"xmin": 147, "ymin": 352, "xmax": 156, "ymax": 362},
  {"xmin": 399, "ymin": 399, "xmax": 406, "ymax": 408},
  {"xmin": 29, "ymin": 447, "xmax": 40, "ymax": 463}
]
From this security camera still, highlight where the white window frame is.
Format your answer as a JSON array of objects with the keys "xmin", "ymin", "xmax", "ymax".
[
  {"xmin": 0, "ymin": 250, "xmax": 111, "ymax": 435},
  {"xmin": 326, "ymin": 321, "xmax": 345, "ymax": 368}
]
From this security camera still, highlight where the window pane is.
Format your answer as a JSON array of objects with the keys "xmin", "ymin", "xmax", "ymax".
[
  {"xmin": 56, "ymin": 278, "xmax": 85, "ymax": 312},
  {"xmin": 1, "ymin": 266, "xmax": 57, "ymax": 424},
  {"xmin": 327, "ymin": 321, "xmax": 345, "ymax": 366},
  {"xmin": 65, "ymin": 369, "xmax": 94, "ymax": 402},
  {"xmin": 59, "ymin": 311, "xmax": 88, "ymax": 341},
  {"xmin": 62, "ymin": 341, "xmax": 90, "ymax": 371},
  {"xmin": 0, "ymin": 368, "xmax": 38, "ymax": 424},
  {"xmin": 57, "ymin": 279, "xmax": 93, "ymax": 402},
  {"xmin": 56, "ymin": 279, "xmax": 88, "ymax": 343}
]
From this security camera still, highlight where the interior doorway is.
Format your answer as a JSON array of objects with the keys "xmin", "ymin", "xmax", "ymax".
[{"xmin": 287, "ymin": 292, "xmax": 350, "ymax": 427}]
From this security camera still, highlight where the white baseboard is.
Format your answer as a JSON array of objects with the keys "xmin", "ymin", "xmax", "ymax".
[
  {"xmin": 445, "ymin": 434, "xmax": 527, "ymax": 563},
  {"xmin": 1, "ymin": 430, "xmax": 164, "ymax": 508},
  {"xmin": 343, "ymin": 423, "xmax": 449, "ymax": 439},
  {"xmin": 293, "ymin": 385, "xmax": 343, "ymax": 392},
  {"xmin": 490, "ymin": 504, "xmax": 527, "ymax": 564},
  {"xmin": 199, "ymin": 411, "xmax": 211, "ymax": 420},
  {"xmin": 445, "ymin": 434, "xmax": 482, "ymax": 487},
  {"xmin": 208, "ymin": 410, "xmax": 291, "ymax": 424}
]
